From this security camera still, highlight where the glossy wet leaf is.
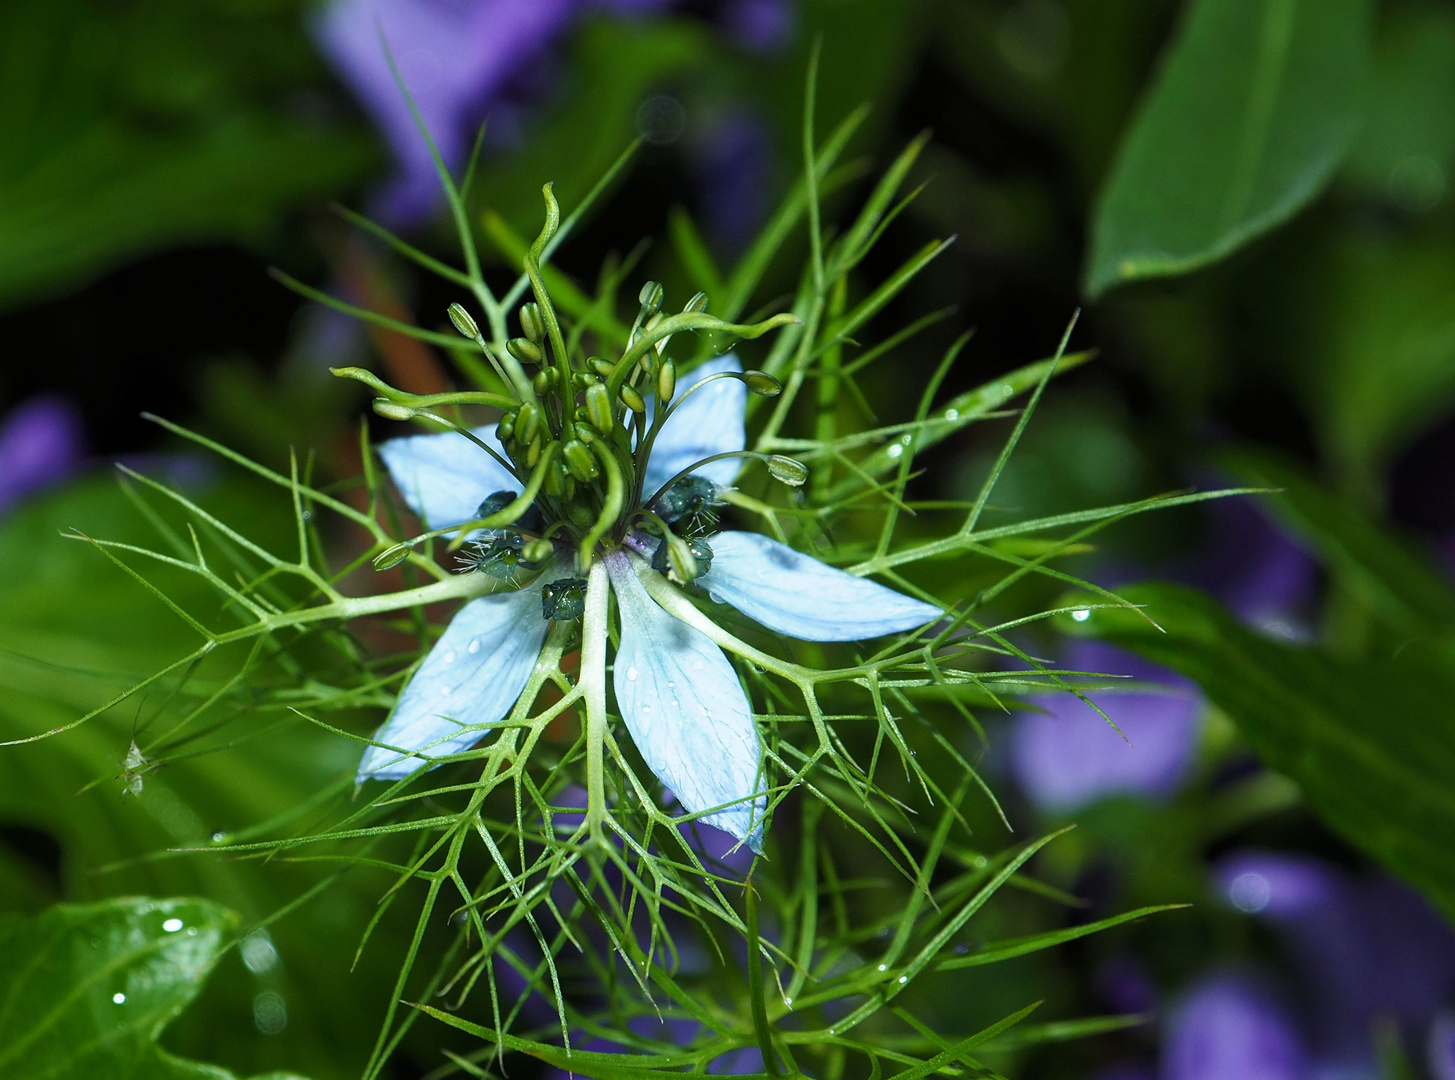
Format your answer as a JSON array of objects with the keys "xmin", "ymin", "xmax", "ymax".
[
  {"xmin": 1085, "ymin": 0, "xmax": 1371, "ymax": 297},
  {"xmin": 0, "ymin": 896, "xmax": 307, "ymax": 1079},
  {"xmin": 1066, "ymin": 583, "xmax": 1455, "ymax": 921}
]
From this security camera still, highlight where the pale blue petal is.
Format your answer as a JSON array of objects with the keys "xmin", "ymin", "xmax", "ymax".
[
  {"xmin": 643, "ymin": 354, "xmax": 747, "ymax": 496},
  {"xmin": 358, "ymin": 588, "xmax": 547, "ymax": 781},
  {"xmin": 700, "ymin": 531, "xmax": 942, "ymax": 641},
  {"xmin": 604, "ymin": 551, "xmax": 765, "ymax": 850},
  {"xmin": 377, "ymin": 425, "xmax": 517, "ymax": 530}
]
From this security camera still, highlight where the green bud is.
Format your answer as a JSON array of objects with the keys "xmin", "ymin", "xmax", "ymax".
[
  {"xmin": 544, "ymin": 459, "xmax": 566, "ymax": 497},
  {"xmin": 496, "ymin": 412, "xmax": 517, "ymax": 444},
  {"xmin": 572, "ymin": 371, "xmax": 597, "ymax": 389},
  {"xmin": 526, "ymin": 434, "xmax": 545, "ymax": 468},
  {"xmin": 514, "ymin": 402, "xmax": 541, "ymax": 445},
  {"xmin": 683, "ymin": 290, "xmax": 709, "ymax": 314},
  {"xmin": 522, "ymin": 539, "xmax": 555, "ymax": 565},
  {"xmin": 744, "ymin": 370, "xmax": 782, "ymax": 396},
  {"xmin": 519, "ymin": 302, "xmax": 545, "ymax": 343},
  {"xmin": 657, "ymin": 359, "xmax": 676, "ymax": 403},
  {"xmin": 372, "ymin": 542, "xmax": 414, "ymax": 571},
  {"xmin": 768, "ymin": 455, "xmax": 809, "ymax": 487},
  {"xmin": 662, "ymin": 534, "xmax": 703, "ymax": 585},
  {"xmin": 448, "ymin": 302, "xmax": 480, "ymax": 340},
  {"xmin": 652, "ymin": 533, "xmax": 713, "ymax": 578},
  {"xmin": 619, "ymin": 385, "xmax": 646, "ymax": 414},
  {"xmin": 638, "ymin": 280, "xmax": 664, "ymax": 316},
  {"xmin": 568, "ymin": 502, "xmax": 595, "ymax": 529},
  {"xmin": 574, "ymin": 423, "xmax": 598, "ymax": 443},
  {"xmin": 532, "ymin": 369, "xmax": 552, "ymax": 395},
  {"xmin": 588, "ymin": 356, "xmax": 615, "ymax": 378},
  {"xmin": 507, "ymin": 337, "xmax": 544, "ymax": 365},
  {"xmin": 562, "ymin": 440, "xmax": 599, "ymax": 482},
  {"xmin": 373, "ymin": 399, "xmax": 415, "ymax": 422},
  {"xmin": 585, "ymin": 382, "xmax": 615, "ymax": 432}
]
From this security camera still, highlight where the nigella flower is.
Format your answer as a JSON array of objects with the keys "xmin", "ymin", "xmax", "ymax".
[
  {"xmin": 0, "ymin": 395, "xmax": 86, "ymax": 516},
  {"xmin": 358, "ymin": 352, "xmax": 940, "ymax": 850}
]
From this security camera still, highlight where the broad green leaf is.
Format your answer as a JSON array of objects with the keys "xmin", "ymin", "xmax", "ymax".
[
  {"xmin": 0, "ymin": 2, "xmax": 375, "ymax": 309},
  {"xmin": 1085, "ymin": 0, "xmax": 1371, "ymax": 297},
  {"xmin": 0, "ymin": 896, "xmax": 306, "ymax": 1079},
  {"xmin": 1066, "ymin": 583, "xmax": 1455, "ymax": 922},
  {"xmin": 1221, "ymin": 451, "xmax": 1455, "ymax": 635}
]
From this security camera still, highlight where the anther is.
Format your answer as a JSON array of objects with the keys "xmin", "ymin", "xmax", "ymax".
[
  {"xmin": 585, "ymin": 383, "xmax": 615, "ymax": 432},
  {"xmin": 619, "ymin": 385, "xmax": 646, "ymax": 414},
  {"xmin": 507, "ymin": 337, "xmax": 544, "ymax": 365}
]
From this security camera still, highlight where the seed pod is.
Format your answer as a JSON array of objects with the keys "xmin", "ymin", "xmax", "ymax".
[
  {"xmin": 562, "ymin": 440, "xmax": 599, "ymax": 482},
  {"xmin": 372, "ymin": 542, "xmax": 414, "ymax": 571},
  {"xmin": 496, "ymin": 411, "xmax": 517, "ymax": 443},
  {"xmin": 585, "ymin": 383, "xmax": 615, "ymax": 432},
  {"xmin": 619, "ymin": 385, "xmax": 646, "ymax": 414},
  {"xmin": 448, "ymin": 302, "xmax": 480, "ymax": 340},
  {"xmin": 656, "ymin": 359, "xmax": 676, "ymax": 404},
  {"xmin": 743, "ymin": 370, "xmax": 782, "ymax": 396},
  {"xmin": 507, "ymin": 337, "xmax": 544, "ymax": 365},
  {"xmin": 519, "ymin": 302, "xmax": 545, "ymax": 343},
  {"xmin": 514, "ymin": 402, "xmax": 541, "ymax": 445},
  {"xmin": 373, "ymin": 399, "xmax": 415, "ymax": 422},
  {"xmin": 638, "ymin": 280, "xmax": 664, "ymax": 316},
  {"xmin": 768, "ymin": 455, "xmax": 809, "ymax": 487},
  {"xmin": 683, "ymin": 290, "xmax": 709, "ymax": 314},
  {"xmin": 588, "ymin": 356, "xmax": 615, "ymax": 378}
]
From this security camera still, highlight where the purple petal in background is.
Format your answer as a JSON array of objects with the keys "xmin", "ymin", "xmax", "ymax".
[
  {"xmin": 0, "ymin": 395, "xmax": 85, "ymax": 514},
  {"xmin": 691, "ymin": 110, "xmax": 775, "ymax": 254},
  {"xmin": 313, "ymin": 0, "xmax": 581, "ymax": 224},
  {"xmin": 1213, "ymin": 850, "xmax": 1455, "ymax": 1055},
  {"xmin": 1010, "ymin": 640, "xmax": 1202, "ymax": 813},
  {"xmin": 721, "ymin": 0, "xmax": 796, "ymax": 54},
  {"xmin": 1193, "ymin": 492, "xmax": 1318, "ymax": 638},
  {"xmin": 1163, "ymin": 974, "xmax": 1309, "ymax": 1080}
]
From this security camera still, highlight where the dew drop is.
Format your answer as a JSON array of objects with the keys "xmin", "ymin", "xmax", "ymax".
[
  {"xmin": 641, "ymin": 705, "xmax": 652, "ymax": 714},
  {"xmin": 468, "ymin": 639, "xmax": 480, "ymax": 654},
  {"xmin": 443, "ymin": 651, "xmax": 457, "ymax": 664},
  {"xmin": 877, "ymin": 964, "xmax": 887, "ymax": 972},
  {"xmin": 113, "ymin": 993, "xmax": 126, "ymax": 1004},
  {"xmin": 886, "ymin": 444, "xmax": 903, "ymax": 459},
  {"xmin": 162, "ymin": 918, "xmax": 183, "ymax": 933},
  {"xmin": 898, "ymin": 976, "xmax": 908, "ymax": 984},
  {"xmin": 186, "ymin": 927, "xmax": 198, "ymax": 937},
  {"xmin": 943, "ymin": 408, "xmax": 959, "ymax": 421},
  {"xmin": 1071, "ymin": 608, "xmax": 1091, "ymax": 622},
  {"xmin": 626, "ymin": 666, "xmax": 639, "ymax": 682},
  {"xmin": 440, "ymin": 686, "xmax": 452, "ymax": 696}
]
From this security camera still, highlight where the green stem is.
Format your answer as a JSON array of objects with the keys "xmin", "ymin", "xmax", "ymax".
[{"xmin": 580, "ymin": 559, "xmax": 611, "ymax": 836}]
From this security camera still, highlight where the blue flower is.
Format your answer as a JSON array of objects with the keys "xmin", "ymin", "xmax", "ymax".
[{"xmin": 358, "ymin": 354, "xmax": 940, "ymax": 851}]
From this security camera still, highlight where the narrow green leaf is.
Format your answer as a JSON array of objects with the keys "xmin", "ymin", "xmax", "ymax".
[{"xmin": 1085, "ymin": 0, "xmax": 1371, "ymax": 296}]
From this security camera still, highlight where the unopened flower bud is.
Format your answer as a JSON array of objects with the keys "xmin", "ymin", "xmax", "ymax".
[
  {"xmin": 768, "ymin": 455, "xmax": 808, "ymax": 487},
  {"xmin": 496, "ymin": 412, "xmax": 517, "ymax": 443},
  {"xmin": 683, "ymin": 290, "xmax": 709, "ymax": 314},
  {"xmin": 638, "ymin": 280, "xmax": 664, "ymax": 316},
  {"xmin": 572, "ymin": 372, "xmax": 597, "ymax": 389},
  {"xmin": 372, "ymin": 542, "xmax": 414, "ymax": 571},
  {"xmin": 507, "ymin": 337, "xmax": 544, "ymax": 365},
  {"xmin": 588, "ymin": 357, "xmax": 615, "ymax": 378},
  {"xmin": 657, "ymin": 359, "xmax": 676, "ymax": 404},
  {"xmin": 522, "ymin": 539, "xmax": 555, "ymax": 565},
  {"xmin": 619, "ymin": 385, "xmax": 646, "ymax": 414},
  {"xmin": 373, "ymin": 399, "xmax": 415, "ymax": 422},
  {"xmin": 532, "ymin": 369, "xmax": 552, "ymax": 395},
  {"xmin": 519, "ymin": 302, "xmax": 545, "ymax": 343},
  {"xmin": 544, "ymin": 459, "xmax": 567, "ymax": 497},
  {"xmin": 526, "ymin": 434, "xmax": 545, "ymax": 468},
  {"xmin": 562, "ymin": 440, "xmax": 599, "ymax": 482},
  {"xmin": 744, "ymin": 370, "xmax": 782, "ymax": 396},
  {"xmin": 448, "ymin": 302, "xmax": 480, "ymax": 340},
  {"xmin": 585, "ymin": 383, "xmax": 615, "ymax": 432},
  {"xmin": 514, "ymin": 402, "xmax": 541, "ymax": 445}
]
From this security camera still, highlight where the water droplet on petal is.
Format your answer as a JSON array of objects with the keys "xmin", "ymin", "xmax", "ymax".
[
  {"xmin": 468, "ymin": 639, "xmax": 480, "ymax": 654},
  {"xmin": 162, "ymin": 918, "xmax": 183, "ymax": 933},
  {"xmin": 626, "ymin": 666, "xmax": 639, "ymax": 682},
  {"xmin": 113, "ymin": 993, "xmax": 126, "ymax": 1004},
  {"xmin": 642, "ymin": 705, "xmax": 651, "ymax": 714},
  {"xmin": 440, "ymin": 686, "xmax": 452, "ymax": 696},
  {"xmin": 443, "ymin": 651, "xmax": 456, "ymax": 664}
]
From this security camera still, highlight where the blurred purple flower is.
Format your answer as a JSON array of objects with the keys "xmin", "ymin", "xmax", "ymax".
[
  {"xmin": 721, "ymin": 0, "xmax": 795, "ymax": 54},
  {"xmin": 1213, "ymin": 850, "xmax": 1455, "ymax": 1061},
  {"xmin": 314, "ymin": 0, "xmax": 671, "ymax": 225},
  {"xmin": 0, "ymin": 395, "xmax": 85, "ymax": 515},
  {"xmin": 1010, "ymin": 640, "xmax": 1202, "ymax": 813},
  {"xmin": 692, "ymin": 110, "xmax": 776, "ymax": 255},
  {"xmin": 1096, "ymin": 952, "xmax": 1160, "ymax": 1014},
  {"xmin": 1189, "ymin": 491, "xmax": 1317, "ymax": 639},
  {"xmin": 1163, "ymin": 973, "xmax": 1309, "ymax": 1080}
]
